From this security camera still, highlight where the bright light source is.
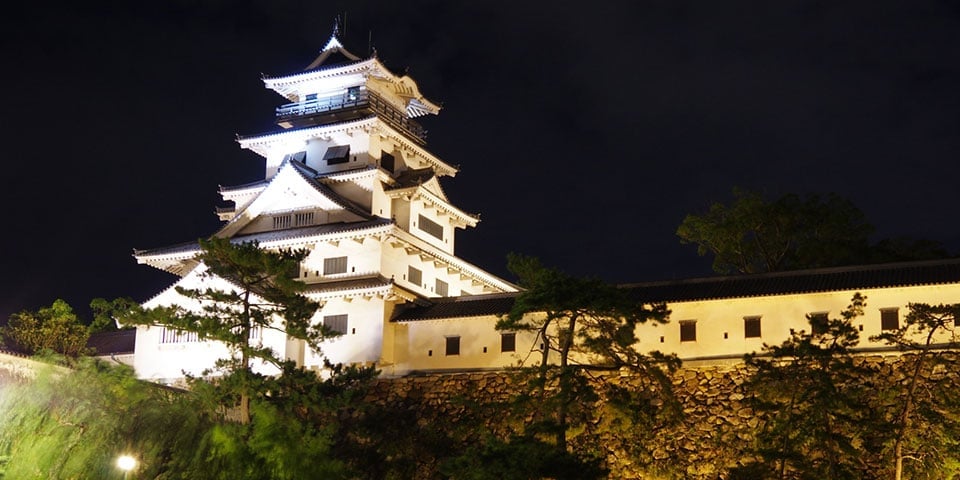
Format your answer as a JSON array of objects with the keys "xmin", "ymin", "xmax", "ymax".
[{"xmin": 117, "ymin": 455, "xmax": 137, "ymax": 471}]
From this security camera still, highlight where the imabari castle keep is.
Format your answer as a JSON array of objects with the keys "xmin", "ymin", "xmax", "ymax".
[{"xmin": 125, "ymin": 30, "xmax": 960, "ymax": 384}]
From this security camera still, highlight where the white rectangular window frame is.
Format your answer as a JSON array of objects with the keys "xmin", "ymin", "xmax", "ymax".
[{"xmin": 323, "ymin": 256, "xmax": 348, "ymax": 275}]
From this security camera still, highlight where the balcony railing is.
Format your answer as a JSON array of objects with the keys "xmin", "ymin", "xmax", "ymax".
[{"xmin": 276, "ymin": 90, "xmax": 426, "ymax": 144}]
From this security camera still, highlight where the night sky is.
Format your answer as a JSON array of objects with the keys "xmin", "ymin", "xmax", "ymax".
[{"xmin": 2, "ymin": 1, "xmax": 959, "ymax": 322}]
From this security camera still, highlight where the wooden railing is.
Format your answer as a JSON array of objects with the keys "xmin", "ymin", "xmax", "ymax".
[{"xmin": 276, "ymin": 90, "xmax": 426, "ymax": 144}]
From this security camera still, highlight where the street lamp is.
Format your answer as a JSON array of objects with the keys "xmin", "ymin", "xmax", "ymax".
[{"xmin": 116, "ymin": 455, "xmax": 136, "ymax": 479}]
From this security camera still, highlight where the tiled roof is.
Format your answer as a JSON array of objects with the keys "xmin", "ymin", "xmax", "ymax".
[
  {"xmin": 236, "ymin": 115, "xmax": 377, "ymax": 142},
  {"xmin": 392, "ymin": 259, "xmax": 960, "ymax": 321},
  {"xmin": 385, "ymin": 168, "xmax": 435, "ymax": 190},
  {"xmin": 135, "ymin": 218, "xmax": 393, "ymax": 257},
  {"xmin": 623, "ymin": 258, "xmax": 960, "ymax": 303},
  {"xmin": 393, "ymin": 293, "xmax": 518, "ymax": 322},
  {"xmin": 302, "ymin": 276, "xmax": 393, "ymax": 295},
  {"xmin": 219, "ymin": 179, "xmax": 270, "ymax": 193},
  {"xmin": 86, "ymin": 330, "xmax": 136, "ymax": 356},
  {"xmin": 288, "ymin": 160, "xmax": 372, "ymax": 219}
]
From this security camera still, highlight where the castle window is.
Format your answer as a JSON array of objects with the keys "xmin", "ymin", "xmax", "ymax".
[
  {"xmin": 324, "ymin": 314, "xmax": 348, "ymax": 335},
  {"xmin": 283, "ymin": 151, "xmax": 307, "ymax": 164},
  {"xmin": 744, "ymin": 316, "xmax": 762, "ymax": 338},
  {"xmin": 436, "ymin": 279, "xmax": 449, "ymax": 297},
  {"xmin": 285, "ymin": 262, "xmax": 300, "ymax": 279},
  {"xmin": 680, "ymin": 320, "xmax": 697, "ymax": 342},
  {"xmin": 160, "ymin": 327, "xmax": 199, "ymax": 344},
  {"xmin": 324, "ymin": 145, "xmax": 350, "ymax": 165},
  {"xmin": 418, "ymin": 214, "xmax": 444, "ymax": 240},
  {"xmin": 501, "ymin": 333, "xmax": 516, "ymax": 353},
  {"xmin": 323, "ymin": 256, "xmax": 347, "ymax": 275},
  {"xmin": 347, "ymin": 86, "xmax": 360, "ymax": 101},
  {"xmin": 809, "ymin": 312, "xmax": 829, "ymax": 335},
  {"xmin": 273, "ymin": 214, "xmax": 292, "ymax": 230},
  {"xmin": 293, "ymin": 211, "xmax": 314, "ymax": 226},
  {"xmin": 881, "ymin": 308, "xmax": 900, "ymax": 331},
  {"xmin": 408, "ymin": 266, "xmax": 422, "ymax": 287},
  {"xmin": 445, "ymin": 336, "xmax": 460, "ymax": 356},
  {"xmin": 381, "ymin": 152, "xmax": 395, "ymax": 172}
]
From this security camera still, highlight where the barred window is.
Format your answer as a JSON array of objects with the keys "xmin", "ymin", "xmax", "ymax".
[
  {"xmin": 160, "ymin": 327, "xmax": 199, "ymax": 344},
  {"xmin": 408, "ymin": 266, "xmax": 422, "ymax": 286},
  {"xmin": 324, "ymin": 314, "xmax": 348, "ymax": 335},
  {"xmin": 273, "ymin": 214, "xmax": 292, "ymax": 230},
  {"xmin": 418, "ymin": 214, "xmax": 444, "ymax": 240},
  {"xmin": 293, "ymin": 211, "xmax": 314, "ymax": 227},
  {"xmin": 323, "ymin": 256, "xmax": 348, "ymax": 275},
  {"xmin": 436, "ymin": 279, "xmax": 449, "ymax": 297}
]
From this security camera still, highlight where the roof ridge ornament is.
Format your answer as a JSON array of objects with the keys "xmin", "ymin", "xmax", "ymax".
[
  {"xmin": 306, "ymin": 20, "xmax": 362, "ymax": 70},
  {"xmin": 321, "ymin": 24, "xmax": 346, "ymax": 53}
]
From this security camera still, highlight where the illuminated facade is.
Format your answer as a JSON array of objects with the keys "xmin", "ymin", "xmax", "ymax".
[
  {"xmin": 132, "ymin": 29, "xmax": 518, "ymax": 382},
  {"xmin": 131, "ymin": 30, "xmax": 960, "ymax": 384}
]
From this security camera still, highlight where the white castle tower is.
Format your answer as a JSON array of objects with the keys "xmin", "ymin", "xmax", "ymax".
[{"xmin": 132, "ymin": 28, "xmax": 517, "ymax": 382}]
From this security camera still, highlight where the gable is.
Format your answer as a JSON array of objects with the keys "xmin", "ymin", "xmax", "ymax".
[
  {"xmin": 420, "ymin": 177, "xmax": 448, "ymax": 202},
  {"xmin": 217, "ymin": 161, "xmax": 368, "ymax": 238}
]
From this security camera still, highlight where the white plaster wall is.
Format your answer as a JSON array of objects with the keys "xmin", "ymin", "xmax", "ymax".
[
  {"xmin": 326, "ymin": 180, "xmax": 372, "ymax": 210},
  {"xmin": 301, "ymin": 236, "xmax": 382, "ymax": 283},
  {"xmin": 134, "ymin": 267, "xmax": 286, "ymax": 383},
  {"xmin": 387, "ymin": 316, "xmax": 539, "ymax": 375},
  {"xmin": 371, "ymin": 180, "xmax": 392, "ymax": 220},
  {"xmin": 636, "ymin": 283, "xmax": 960, "ymax": 360},
  {"xmin": 409, "ymin": 200, "xmax": 454, "ymax": 254},
  {"xmin": 304, "ymin": 131, "xmax": 372, "ymax": 176},
  {"xmin": 304, "ymin": 297, "xmax": 387, "ymax": 367}
]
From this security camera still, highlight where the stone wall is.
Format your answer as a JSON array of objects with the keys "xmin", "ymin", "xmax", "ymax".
[{"xmin": 366, "ymin": 353, "xmax": 960, "ymax": 479}]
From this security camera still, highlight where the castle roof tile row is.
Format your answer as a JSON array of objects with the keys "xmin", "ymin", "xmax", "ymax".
[{"xmin": 393, "ymin": 259, "xmax": 960, "ymax": 321}]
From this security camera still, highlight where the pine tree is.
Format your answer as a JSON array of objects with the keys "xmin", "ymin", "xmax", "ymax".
[
  {"xmin": 122, "ymin": 237, "xmax": 331, "ymax": 424},
  {"xmin": 871, "ymin": 302, "xmax": 960, "ymax": 479},
  {"xmin": 733, "ymin": 293, "xmax": 874, "ymax": 479}
]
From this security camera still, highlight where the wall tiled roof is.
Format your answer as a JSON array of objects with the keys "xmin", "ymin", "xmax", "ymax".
[
  {"xmin": 624, "ymin": 258, "xmax": 960, "ymax": 303},
  {"xmin": 392, "ymin": 259, "xmax": 960, "ymax": 321},
  {"xmin": 86, "ymin": 330, "xmax": 136, "ymax": 356},
  {"xmin": 393, "ymin": 293, "xmax": 518, "ymax": 322}
]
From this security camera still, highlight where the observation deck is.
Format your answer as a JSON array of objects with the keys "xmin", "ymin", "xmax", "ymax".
[{"xmin": 276, "ymin": 89, "xmax": 426, "ymax": 144}]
